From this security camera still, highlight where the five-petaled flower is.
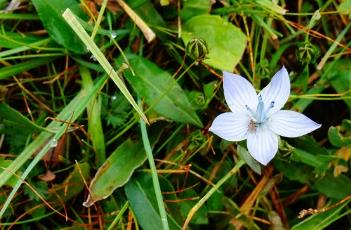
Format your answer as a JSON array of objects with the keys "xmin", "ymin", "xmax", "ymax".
[{"xmin": 209, "ymin": 67, "xmax": 321, "ymax": 165}]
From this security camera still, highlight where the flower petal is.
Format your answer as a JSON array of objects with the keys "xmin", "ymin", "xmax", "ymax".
[
  {"xmin": 209, "ymin": 112, "xmax": 250, "ymax": 141},
  {"xmin": 268, "ymin": 110, "xmax": 321, "ymax": 138},
  {"xmin": 223, "ymin": 71, "xmax": 258, "ymax": 114},
  {"xmin": 247, "ymin": 127, "xmax": 278, "ymax": 165},
  {"xmin": 259, "ymin": 66, "xmax": 290, "ymax": 116}
]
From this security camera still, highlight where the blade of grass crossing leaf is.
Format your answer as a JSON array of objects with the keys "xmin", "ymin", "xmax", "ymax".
[
  {"xmin": 80, "ymin": 66, "xmax": 106, "ymax": 166},
  {"xmin": 139, "ymin": 100, "xmax": 169, "ymax": 230},
  {"xmin": 0, "ymin": 57, "xmax": 56, "ymax": 79},
  {"xmin": 182, "ymin": 160, "xmax": 245, "ymax": 230},
  {"xmin": 62, "ymin": 9, "xmax": 148, "ymax": 124},
  {"xmin": 0, "ymin": 13, "xmax": 39, "ymax": 20},
  {"xmin": 0, "ymin": 71, "xmax": 105, "ymax": 187},
  {"xmin": 0, "ymin": 38, "xmax": 52, "ymax": 58},
  {"xmin": 0, "ymin": 75, "xmax": 108, "ymax": 218},
  {"xmin": 0, "ymin": 103, "xmax": 50, "ymax": 133},
  {"xmin": 91, "ymin": 0, "xmax": 108, "ymax": 40},
  {"xmin": 107, "ymin": 201, "xmax": 129, "ymax": 230},
  {"xmin": 0, "ymin": 125, "xmax": 68, "ymax": 218},
  {"xmin": 317, "ymin": 24, "xmax": 351, "ymax": 70}
]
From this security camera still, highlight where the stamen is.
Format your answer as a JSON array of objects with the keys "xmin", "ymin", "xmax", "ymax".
[
  {"xmin": 255, "ymin": 97, "xmax": 265, "ymax": 123},
  {"xmin": 270, "ymin": 101, "xmax": 275, "ymax": 108},
  {"xmin": 245, "ymin": 105, "xmax": 256, "ymax": 117}
]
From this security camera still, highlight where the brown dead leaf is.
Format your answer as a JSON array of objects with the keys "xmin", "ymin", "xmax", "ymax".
[
  {"xmin": 38, "ymin": 170, "xmax": 56, "ymax": 182},
  {"xmin": 334, "ymin": 165, "xmax": 348, "ymax": 177},
  {"xmin": 95, "ymin": 0, "xmax": 121, "ymax": 13},
  {"xmin": 336, "ymin": 147, "xmax": 351, "ymax": 161}
]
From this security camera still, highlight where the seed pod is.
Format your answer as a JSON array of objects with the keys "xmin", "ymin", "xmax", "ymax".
[
  {"xmin": 186, "ymin": 38, "xmax": 209, "ymax": 64},
  {"xmin": 297, "ymin": 41, "xmax": 320, "ymax": 64}
]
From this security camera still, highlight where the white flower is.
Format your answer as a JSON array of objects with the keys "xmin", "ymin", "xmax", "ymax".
[{"xmin": 209, "ymin": 67, "xmax": 321, "ymax": 165}]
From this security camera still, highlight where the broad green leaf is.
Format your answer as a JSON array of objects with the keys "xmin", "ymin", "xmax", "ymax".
[
  {"xmin": 0, "ymin": 57, "xmax": 57, "ymax": 80},
  {"xmin": 83, "ymin": 139, "xmax": 147, "ymax": 207},
  {"xmin": 338, "ymin": 0, "xmax": 351, "ymax": 18},
  {"xmin": 291, "ymin": 148, "xmax": 330, "ymax": 171},
  {"xmin": 291, "ymin": 201, "xmax": 349, "ymax": 230},
  {"xmin": 328, "ymin": 126, "xmax": 351, "ymax": 147},
  {"xmin": 273, "ymin": 159, "xmax": 312, "ymax": 184},
  {"xmin": 125, "ymin": 173, "xmax": 181, "ymax": 230},
  {"xmin": 182, "ymin": 15, "xmax": 246, "ymax": 71},
  {"xmin": 121, "ymin": 54, "xmax": 203, "ymax": 127},
  {"xmin": 324, "ymin": 60, "xmax": 351, "ymax": 109},
  {"xmin": 0, "ymin": 32, "xmax": 42, "ymax": 49},
  {"xmin": 0, "ymin": 103, "xmax": 47, "ymax": 133},
  {"xmin": 180, "ymin": 0, "xmax": 211, "ymax": 21},
  {"xmin": 32, "ymin": 0, "xmax": 87, "ymax": 54},
  {"xmin": 313, "ymin": 174, "xmax": 351, "ymax": 200}
]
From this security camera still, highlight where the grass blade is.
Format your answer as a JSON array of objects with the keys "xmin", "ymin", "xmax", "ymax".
[{"xmin": 62, "ymin": 9, "xmax": 148, "ymax": 124}]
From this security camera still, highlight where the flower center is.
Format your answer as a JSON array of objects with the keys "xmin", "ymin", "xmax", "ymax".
[{"xmin": 245, "ymin": 95, "xmax": 275, "ymax": 133}]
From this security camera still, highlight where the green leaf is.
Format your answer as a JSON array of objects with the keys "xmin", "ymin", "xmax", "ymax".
[
  {"xmin": 0, "ymin": 159, "xmax": 17, "ymax": 187},
  {"xmin": 83, "ymin": 139, "xmax": 147, "ymax": 207},
  {"xmin": 80, "ymin": 66, "xmax": 106, "ymax": 166},
  {"xmin": 124, "ymin": 173, "xmax": 181, "ymax": 230},
  {"xmin": 48, "ymin": 162, "xmax": 90, "ymax": 203},
  {"xmin": 180, "ymin": 0, "xmax": 211, "ymax": 21},
  {"xmin": 338, "ymin": 0, "xmax": 351, "ymax": 18},
  {"xmin": 0, "ymin": 57, "xmax": 57, "ymax": 80},
  {"xmin": 178, "ymin": 189, "xmax": 208, "ymax": 225},
  {"xmin": 0, "ymin": 32, "xmax": 42, "ymax": 49},
  {"xmin": 237, "ymin": 145, "xmax": 261, "ymax": 174},
  {"xmin": 121, "ymin": 54, "xmax": 203, "ymax": 127},
  {"xmin": 328, "ymin": 126, "xmax": 351, "ymax": 147},
  {"xmin": 255, "ymin": 0, "xmax": 287, "ymax": 15},
  {"xmin": 182, "ymin": 15, "xmax": 246, "ymax": 71},
  {"xmin": 102, "ymin": 92, "xmax": 132, "ymax": 128},
  {"xmin": 0, "ymin": 103, "xmax": 47, "ymax": 133},
  {"xmin": 62, "ymin": 9, "xmax": 148, "ymax": 124},
  {"xmin": 273, "ymin": 159, "xmax": 312, "ymax": 184},
  {"xmin": 32, "ymin": 0, "xmax": 87, "ymax": 54},
  {"xmin": 313, "ymin": 174, "xmax": 351, "ymax": 200},
  {"xmin": 0, "ymin": 75, "xmax": 108, "ymax": 190},
  {"xmin": 324, "ymin": 59, "xmax": 351, "ymax": 109},
  {"xmin": 291, "ymin": 201, "xmax": 349, "ymax": 230},
  {"xmin": 291, "ymin": 148, "xmax": 330, "ymax": 171}
]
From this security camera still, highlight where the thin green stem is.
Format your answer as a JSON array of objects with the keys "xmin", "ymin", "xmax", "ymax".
[
  {"xmin": 91, "ymin": 0, "xmax": 108, "ymax": 40},
  {"xmin": 182, "ymin": 159, "xmax": 245, "ymax": 230},
  {"xmin": 139, "ymin": 100, "xmax": 170, "ymax": 230},
  {"xmin": 107, "ymin": 201, "xmax": 129, "ymax": 230}
]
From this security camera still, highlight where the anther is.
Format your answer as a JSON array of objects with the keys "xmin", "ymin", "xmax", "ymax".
[{"xmin": 270, "ymin": 101, "xmax": 275, "ymax": 108}]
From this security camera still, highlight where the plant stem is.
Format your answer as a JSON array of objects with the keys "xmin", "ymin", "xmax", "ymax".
[
  {"xmin": 139, "ymin": 100, "xmax": 170, "ymax": 230},
  {"xmin": 182, "ymin": 159, "xmax": 245, "ymax": 230}
]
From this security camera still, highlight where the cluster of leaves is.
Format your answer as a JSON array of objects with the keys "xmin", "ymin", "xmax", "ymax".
[{"xmin": 0, "ymin": 0, "xmax": 350, "ymax": 229}]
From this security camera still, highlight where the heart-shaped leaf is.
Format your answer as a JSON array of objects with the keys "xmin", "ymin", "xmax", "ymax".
[{"xmin": 182, "ymin": 15, "xmax": 246, "ymax": 71}]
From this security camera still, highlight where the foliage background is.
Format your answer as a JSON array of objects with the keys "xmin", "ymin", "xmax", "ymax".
[{"xmin": 0, "ymin": 0, "xmax": 351, "ymax": 229}]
